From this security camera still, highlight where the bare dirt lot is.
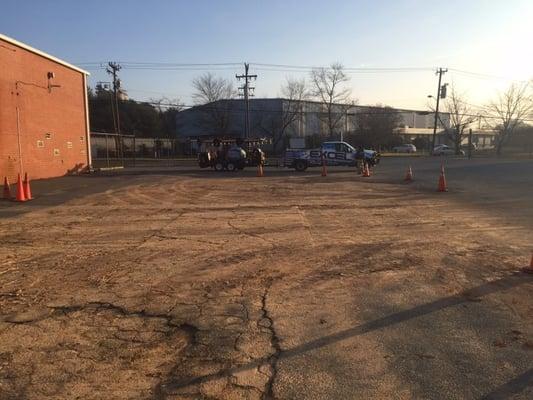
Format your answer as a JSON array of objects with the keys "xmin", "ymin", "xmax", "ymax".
[{"xmin": 1, "ymin": 157, "xmax": 532, "ymax": 399}]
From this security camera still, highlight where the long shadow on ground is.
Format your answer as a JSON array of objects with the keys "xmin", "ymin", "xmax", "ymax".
[{"xmin": 163, "ymin": 272, "xmax": 533, "ymax": 397}]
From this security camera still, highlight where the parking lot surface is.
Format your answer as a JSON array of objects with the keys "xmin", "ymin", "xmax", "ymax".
[{"xmin": 1, "ymin": 157, "xmax": 532, "ymax": 399}]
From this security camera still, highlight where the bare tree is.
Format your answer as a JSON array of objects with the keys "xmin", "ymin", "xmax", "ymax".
[
  {"xmin": 486, "ymin": 82, "xmax": 532, "ymax": 155},
  {"xmin": 310, "ymin": 63, "xmax": 352, "ymax": 137},
  {"xmin": 192, "ymin": 72, "xmax": 237, "ymax": 134},
  {"xmin": 148, "ymin": 97, "xmax": 184, "ymax": 138},
  {"xmin": 259, "ymin": 78, "xmax": 310, "ymax": 151},
  {"xmin": 149, "ymin": 97, "xmax": 183, "ymax": 113},
  {"xmin": 441, "ymin": 85, "xmax": 477, "ymax": 154}
]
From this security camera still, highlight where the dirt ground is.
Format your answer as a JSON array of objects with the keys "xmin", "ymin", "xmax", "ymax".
[{"xmin": 1, "ymin": 158, "xmax": 532, "ymax": 399}]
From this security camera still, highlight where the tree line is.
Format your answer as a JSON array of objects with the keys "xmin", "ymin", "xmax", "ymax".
[{"xmin": 88, "ymin": 85, "xmax": 181, "ymax": 138}]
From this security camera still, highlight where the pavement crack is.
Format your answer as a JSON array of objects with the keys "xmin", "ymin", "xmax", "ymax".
[
  {"xmin": 227, "ymin": 212, "xmax": 274, "ymax": 248},
  {"xmin": 260, "ymin": 279, "xmax": 281, "ymax": 400},
  {"xmin": 5, "ymin": 301, "xmax": 199, "ymax": 345}
]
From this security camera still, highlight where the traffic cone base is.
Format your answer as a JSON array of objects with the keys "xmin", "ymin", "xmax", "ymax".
[
  {"xmin": 438, "ymin": 175, "xmax": 448, "ymax": 192},
  {"xmin": 404, "ymin": 166, "xmax": 413, "ymax": 182},
  {"xmin": 14, "ymin": 174, "xmax": 27, "ymax": 202},
  {"xmin": 23, "ymin": 173, "xmax": 33, "ymax": 200},
  {"xmin": 3, "ymin": 177, "xmax": 12, "ymax": 200},
  {"xmin": 362, "ymin": 163, "xmax": 371, "ymax": 177},
  {"xmin": 437, "ymin": 164, "xmax": 448, "ymax": 192},
  {"xmin": 321, "ymin": 159, "xmax": 327, "ymax": 177}
]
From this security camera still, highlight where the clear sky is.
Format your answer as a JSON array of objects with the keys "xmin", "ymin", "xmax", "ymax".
[{"xmin": 1, "ymin": 0, "xmax": 531, "ymax": 110}]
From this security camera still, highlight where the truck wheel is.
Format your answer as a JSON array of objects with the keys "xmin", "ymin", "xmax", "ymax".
[
  {"xmin": 214, "ymin": 162, "xmax": 225, "ymax": 172},
  {"xmin": 294, "ymin": 160, "xmax": 308, "ymax": 172},
  {"xmin": 226, "ymin": 162, "xmax": 236, "ymax": 172}
]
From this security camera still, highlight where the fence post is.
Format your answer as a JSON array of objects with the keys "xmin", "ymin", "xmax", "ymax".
[
  {"xmin": 133, "ymin": 135, "xmax": 136, "ymax": 167},
  {"xmin": 105, "ymin": 134, "xmax": 110, "ymax": 168},
  {"xmin": 468, "ymin": 128, "xmax": 473, "ymax": 159}
]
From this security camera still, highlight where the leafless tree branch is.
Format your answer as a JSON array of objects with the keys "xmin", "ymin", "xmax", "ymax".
[
  {"xmin": 310, "ymin": 63, "xmax": 353, "ymax": 137},
  {"xmin": 486, "ymin": 82, "xmax": 533, "ymax": 155},
  {"xmin": 192, "ymin": 73, "xmax": 237, "ymax": 134}
]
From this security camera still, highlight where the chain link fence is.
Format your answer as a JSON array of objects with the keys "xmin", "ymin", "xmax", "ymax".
[{"xmin": 90, "ymin": 132, "xmax": 195, "ymax": 168}]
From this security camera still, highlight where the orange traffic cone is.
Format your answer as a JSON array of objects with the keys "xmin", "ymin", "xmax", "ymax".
[
  {"xmin": 257, "ymin": 163, "xmax": 264, "ymax": 177},
  {"xmin": 23, "ymin": 173, "xmax": 33, "ymax": 200},
  {"xmin": 404, "ymin": 166, "xmax": 413, "ymax": 182},
  {"xmin": 437, "ymin": 163, "xmax": 447, "ymax": 192},
  {"xmin": 321, "ymin": 157, "xmax": 327, "ymax": 177},
  {"xmin": 3, "ymin": 177, "xmax": 12, "ymax": 200},
  {"xmin": 362, "ymin": 163, "xmax": 371, "ymax": 177},
  {"xmin": 15, "ymin": 174, "xmax": 27, "ymax": 202}
]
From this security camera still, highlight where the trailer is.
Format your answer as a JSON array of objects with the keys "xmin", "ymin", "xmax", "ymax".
[{"xmin": 195, "ymin": 137, "xmax": 267, "ymax": 172}]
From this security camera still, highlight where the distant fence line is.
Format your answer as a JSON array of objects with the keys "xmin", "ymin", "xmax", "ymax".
[
  {"xmin": 89, "ymin": 132, "xmax": 276, "ymax": 164},
  {"xmin": 89, "ymin": 132, "xmax": 532, "ymax": 169},
  {"xmin": 90, "ymin": 132, "xmax": 196, "ymax": 167}
]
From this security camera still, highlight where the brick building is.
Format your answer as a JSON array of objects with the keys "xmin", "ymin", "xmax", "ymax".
[{"xmin": 0, "ymin": 33, "xmax": 91, "ymax": 182}]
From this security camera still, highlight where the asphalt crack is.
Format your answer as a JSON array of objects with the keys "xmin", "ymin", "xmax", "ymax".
[{"xmin": 260, "ymin": 279, "xmax": 281, "ymax": 400}]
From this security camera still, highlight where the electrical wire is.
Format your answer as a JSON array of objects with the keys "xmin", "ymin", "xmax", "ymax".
[
  {"xmin": 74, "ymin": 60, "xmax": 531, "ymax": 82},
  {"xmin": 118, "ymin": 99, "xmax": 532, "ymax": 122},
  {"xmin": 448, "ymin": 68, "xmax": 530, "ymax": 83}
]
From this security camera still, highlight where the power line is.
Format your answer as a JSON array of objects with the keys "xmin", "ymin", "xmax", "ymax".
[
  {"xmin": 74, "ymin": 59, "xmax": 531, "ymax": 81},
  {"xmin": 136, "ymin": 100, "xmax": 533, "ymax": 123},
  {"xmin": 449, "ymin": 68, "xmax": 530, "ymax": 83},
  {"xmin": 79, "ymin": 61, "xmax": 437, "ymax": 73},
  {"xmin": 251, "ymin": 62, "xmax": 435, "ymax": 73},
  {"xmin": 77, "ymin": 61, "xmax": 241, "ymax": 66}
]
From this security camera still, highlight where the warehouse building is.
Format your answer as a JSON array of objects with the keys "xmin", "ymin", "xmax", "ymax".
[
  {"xmin": 176, "ymin": 98, "xmax": 452, "ymax": 149},
  {"xmin": 0, "ymin": 33, "xmax": 91, "ymax": 182}
]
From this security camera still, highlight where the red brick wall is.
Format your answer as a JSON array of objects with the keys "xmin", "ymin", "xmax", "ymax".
[{"xmin": 0, "ymin": 37, "xmax": 89, "ymax": 183}]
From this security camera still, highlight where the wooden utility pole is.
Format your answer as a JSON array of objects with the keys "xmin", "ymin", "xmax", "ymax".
[
  {"xmin": 431, "ymin": 67, "xmax": 448, "ymax": 151},
  {"xmin": 236, "ymin": 63, "xmax": 257, "ymax": 139},
  {"xmin": 106, "ymin": 62, "xmax": 124, "ymax": 164},
  {"xmin": 106, "ymin": 62, "xmax": 122, "ymax": 134}
]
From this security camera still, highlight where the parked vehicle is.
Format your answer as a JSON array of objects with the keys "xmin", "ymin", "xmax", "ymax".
[
  {"xmin": 460, "ymin": 143, "xmax": 477, "ymax": 151},
  {"xmin": 392, "ymin": 144, "xmax": 417, "ymax": 153},
  {"xmin": 432, "ymin": 144, "xmax": 465, "ymax": 156},
  {"xmin": 197, "ymin": 137, "xmax": 266, "ymax": 171},
  {"xmin": 284, "ymin": 141, "xmax": 380, "ymax": 172}
]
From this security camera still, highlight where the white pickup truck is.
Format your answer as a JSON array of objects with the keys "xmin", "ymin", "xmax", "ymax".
[{"xmin": 283, "ymin": 141, "xmax": 380, "ymax": 172}]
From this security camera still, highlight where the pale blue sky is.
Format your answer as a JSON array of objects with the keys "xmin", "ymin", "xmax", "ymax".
[{"xmin": 1, "ymin": 0, "xmax": 531, "ymax": 109}]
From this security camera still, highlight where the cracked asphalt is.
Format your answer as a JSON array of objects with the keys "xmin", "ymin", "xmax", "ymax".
[{"xmin": 0, "ymin": 157, "xmax": 532, "ymax": 399}]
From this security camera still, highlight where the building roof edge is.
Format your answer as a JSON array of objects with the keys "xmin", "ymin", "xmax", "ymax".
[{"xmin": 0, "ymin": 33, "xmax": 90, "ymax": 76}]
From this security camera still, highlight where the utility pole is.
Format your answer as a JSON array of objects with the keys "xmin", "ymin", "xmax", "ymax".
[
  {"xmin": 106, "ymin": 62, "xmax": 122, "ymax": 134},
  {"xmin": 106, "ymin": 62, "xmax": 124, "ymax": 164},
  {"xmin": 236, "ymin": 63, "xmax": 257, "ymax": 139},
  {"xmin": 431, "ymin": 67, "xmax": 448, "ymax": 151},
  {"xmin": 97, "ymin": 81, "xmax": 117, "ymax": 133}
]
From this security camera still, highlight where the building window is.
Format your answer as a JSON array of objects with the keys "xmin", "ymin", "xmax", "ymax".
[
  {"xmin": 45, "ymin": 132, "xmax": 52, "ymax": 139},
  {"xmin": 53, "ymin": 149, "xmax": 60, "ymax": 156},
  {"xmin": 67, "ymin": 141, "xmax": 73, "ymax": 149},
  {"xmin": 37, "ymin": 140, "xmax": 44, "ymax": 148},
  {"xmin": 80, "ymin": 136, "xmax": 85, "ymax": 142}
]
